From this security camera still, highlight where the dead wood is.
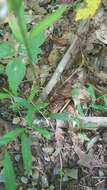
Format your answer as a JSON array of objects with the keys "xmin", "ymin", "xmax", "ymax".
[{"xmin": 39, "ymin": 20, "xmax": 90, "ymax": 101}]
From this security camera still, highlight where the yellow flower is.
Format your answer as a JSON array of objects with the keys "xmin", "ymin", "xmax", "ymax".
[{"xmin": 75, "ymin": 0, "xmax": 101, "ymax": 21}]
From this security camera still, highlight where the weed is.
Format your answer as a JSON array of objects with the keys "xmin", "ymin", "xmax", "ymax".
[{"xmin": 0, "ymin": 0, "xmax": 67, "ymax": 188}]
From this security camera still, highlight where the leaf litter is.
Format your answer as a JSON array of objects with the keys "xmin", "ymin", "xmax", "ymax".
[{"xmin": 1, "ymin": 0, "xmax": 107, "ymax": 190}]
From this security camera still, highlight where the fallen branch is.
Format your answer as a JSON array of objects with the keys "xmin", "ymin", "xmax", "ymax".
[
  {"xmin": 39, "ymin": 20, "xmax": 90, "ymax": 101},
  {"xmin": 33, "ymin": 116, "xmax": 107, "ymax": 128},
  {"xmin": 81, "ymin": 117, "xmax": 107, "ymax": 128}
]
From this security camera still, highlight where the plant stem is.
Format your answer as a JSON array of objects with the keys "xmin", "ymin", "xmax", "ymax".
[{"xmin": 15, "ymin": 10, "xmax": 37, "ymax": 79}]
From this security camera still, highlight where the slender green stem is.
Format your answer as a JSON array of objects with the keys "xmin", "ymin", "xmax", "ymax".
[{"xmin": 15, "ymin": 12, "xmax": 37, "ymax": 79}]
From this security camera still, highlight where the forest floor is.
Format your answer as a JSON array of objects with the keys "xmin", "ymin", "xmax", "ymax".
[{"xmin": 1, "ymin": 0, "xmax": 107, "ymax": 189}]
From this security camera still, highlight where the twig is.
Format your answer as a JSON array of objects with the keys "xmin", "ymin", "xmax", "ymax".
[{"xmin": 39, "ymin": 20, "xmax": 90, "ymax": 101}]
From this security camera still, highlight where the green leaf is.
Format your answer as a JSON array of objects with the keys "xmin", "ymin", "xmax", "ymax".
[
  {"xmin": 49, "ymin": 112, "xmax": 70, "ymax": 121},
  {"xmin": 30, "ymin": 4, "xmax": 68, "ymax": 38},
  {"xmin": 29, "ymin": 33, "xmax": 46, "ymax": 63},
  {"xmin": 35, "ymin": 127, "xmax": 52, "ymax": 140},
  {"xmin": 0, "ymin": 128, "xmax": 25, "ymax": 146},
  {"xmin": 0, "ymin": 65, "xmax": 5, "ymax": 74},
  {"xmin": 0, "ymin": 42, "xmax": 15, "ymax": 58},
  {"xmin": 18, "ymin": 40, "xmax": 41, "ymax": 64},
  {"xmin": 14, "ymin": 97, "xmax": 30, "ymax": 108},
  {"xmin": 91, "ymin": 104, "xmax": 107, "ymax": 111},
  {"xmin": 19, "ymin": 33, "xmax": 46, "ymax": 64},
  {"xmin": 8, "ymin": 14, "xmax": 24, "ymax": 42},
  {"xmin": 0, "ymin": 93, "xmax": 10, "ymax": 100},
  {"xmin": 76, "ymin": 104, "xmax": 84, "ymax": 116},
  {"xmin": 33, "ymin": 102, "xmax": 48, "ymax": 111},
  {"xmin": 21, "ymin": 133, "xmax": 32, "ymax": 175},
  {"xmin": 4, "ymin": 151, "xmax": 16, "ymax": 190},
  {"xmin": 8, "ymin": 0, "xmax": 22, "ymax": 12},
  {"xmin": 28, "ymin": 85, "xmax": 38, "ymax": 103},
  {"xmin": 26, "ymin": 108, "xmax": 33, "ymax": 126},
  {"xmin": 32, "ymin": 32, "xmax": 46, "ymax": 47},
  {"xmin": 87, "ymin": 84, "xmax": 96, "ymax": 99},
  {"xmin": 6, "ymin": 59, "xmax": 26, "ymax": 95},
  {"xmin": 8, "ymin": 0, "xmax": 27, "ymax": 43}
]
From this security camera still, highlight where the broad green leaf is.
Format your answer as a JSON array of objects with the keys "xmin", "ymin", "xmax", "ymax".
[
  {"xmin": 49, "ymin": 112, "xmax": 70, "ymax": 121},
  {"xmin": 32, "ymin": 32, "xmax": 46, "ymax": 47},
  {"xmin": 21, "ymin": 133, "xmax": 32, "ymax": 175},
  {"xmin": 30, "ymin": 4, "xmax": 68, "ymax": 38},
  {"xmin": 87, "ymin": 84, "xmax": 96, "ymax": 99},
  {"xmin": 35, "ymin": 127, "xmax": 52, "ymax": 140},
  {"xmin": 29, "ymin": 33, "xmax": 46, "ymax": 63},
  {"xmin": 4, "ymin": 152, "xmax": 16, "ymax": 190},
  {"xmin": 6, "ymin": 59, "xmax": 26, "ymax": 95},
  {"xmin": 0, "ymin": 128, "xmax": 25, "ymax": 145},
  {"xmin": 19, "ymin": 33, "xmax": 46, "ymax": 64},
  {"xmin": 14, "ymin": 97, "xmax": 30, "ymax": 108},
  {"xmin": 0, "ymin": 42, "xmax": 15, "ymax": 58},
  {"xmin": 0, "ymin": 65, "xmax": 5, "ymax": 74},
  {"xmin": 0, "ymin": 93, "xmax": 10, "ymax": 100},
  {"xmin": 18, "ymin": 39, "xmax": 41, "ymax": 64}
]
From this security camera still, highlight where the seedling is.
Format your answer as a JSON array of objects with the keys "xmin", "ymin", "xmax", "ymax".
[{"xmin": 0, "ymin": 0, "xmax": 67, "ymax": 189}]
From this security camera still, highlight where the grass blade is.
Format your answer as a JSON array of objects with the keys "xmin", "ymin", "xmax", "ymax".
[
  {"xmin": 0, "ymin": 93, "xmax": 10, "ymax": 100},
  {"xmin": 35, "ymin": 127, "xmax": 52, "ymax": 140},
  {"xmin": 30, "ymin": 4, "xmax": 68, "ymax": 38},
  {"xmin": 21, "ymin": 133, "xmax": 32, "ymax": 175},
  {"xmin": 4, "ymin": 151, "xmax": 16, "ymax": 190},
  {"xmin": 0, "ymin": 128, "xmax": 25, "ymax": 146}
]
